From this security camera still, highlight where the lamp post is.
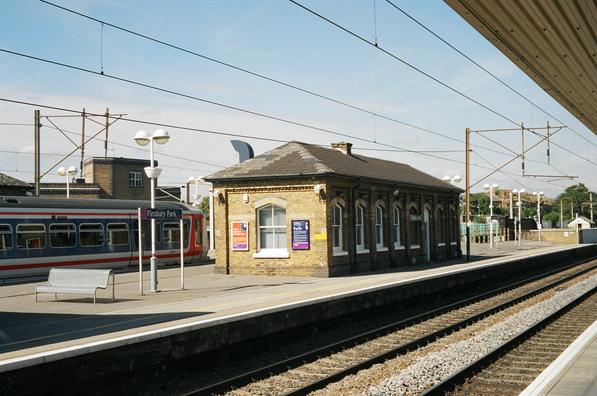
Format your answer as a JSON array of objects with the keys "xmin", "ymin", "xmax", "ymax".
[
  {"xmin": 483, "ymin": 183, "xmax": 498, "ymax": 248},
  {"xmin": 57, "ymin": 166, "xmax": 78, "ymax": 198},
  {"xmin": 134, "ymin": 129, "xmax": 170, "ymax": 293},
  {"xmin": 187, "ymin": 176, "xmax": 202, "ymax": 207},
  {"xmin": 513, "ymin": 189, "xmax": 525, "ymax": 246},
  {"xmin": 532, "ymin": 191, "xmax": 544, "ymax": 243},
  {"xmin": 442, "ymin": 175, "xmax": 462, "ymax": 185}
]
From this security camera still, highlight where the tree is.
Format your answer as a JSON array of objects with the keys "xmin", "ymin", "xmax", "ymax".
[
  {"xmin": 469, "ymin": 192, "xmax": 505, "ymax": 222},
  {"xmin": 554, "ymin": 183, "xmax": 595, "ymax": 219},
  {"xmin": 198, "ymin": 196, "xmax": 210, "ymax": 217}
]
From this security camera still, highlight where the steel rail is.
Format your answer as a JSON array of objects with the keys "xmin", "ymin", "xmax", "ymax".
[
  {"xmin": 421, "ymin": 285, "xmax": 597, "ymax": 395},
  {"xmin": 186, "ymin": 258, "xmax": 596, "ymax": 396}
]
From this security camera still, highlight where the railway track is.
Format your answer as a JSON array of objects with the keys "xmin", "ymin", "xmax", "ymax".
[
  {"xmin": 185, "ymin": 258, "xmax": 597, "ymax": 396},
  {"xmin": 426, "ymin": 283, "xmax": 597, "ymax": 395}
]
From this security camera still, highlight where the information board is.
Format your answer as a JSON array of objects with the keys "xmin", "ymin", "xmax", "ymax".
[
  {"xmin": 231, "ymin": 221, "xmax": 249, "ymax": 251},
  {"xmin": 291, "ymin": 220, "xmax": 310, "ymax": 250}
]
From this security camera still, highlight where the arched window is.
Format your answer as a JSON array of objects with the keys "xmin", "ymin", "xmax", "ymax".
[
  {"xmin": 258, "ymin": 204, "xmax": 286, "ymax": 250},
  {"xmin": 409, "ymin": 207, "xmax": 420, "ymax": 246},
  {"xmin": 450, "ymin": 208, "xmax": 458, "ymax": 242},
  {"xmin": 375, "ymin": 205, "xmax": 385, "ymax": 249},
  {"xmin": 437, "ymin": 207, "xmax": 445, "ymax": 244},
  {"xmin": 332, "ymin": 204, "xmax": 343, "ymax": 251},
  {"xmin": 393, "ymin": 206, "xmax": 403, "ymax": 248},
  {"xmin": 355, "ymin": 204, "xmax": 365, "ymax": 251}
]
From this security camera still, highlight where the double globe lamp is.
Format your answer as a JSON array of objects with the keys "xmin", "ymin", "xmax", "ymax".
[
  {"xmin": 57, "ymin": 166, "xmax": 78, "ymax": 199},
  {"xmin": 134, "ymin": 129, "xmax": 170, "ymax": 292}
]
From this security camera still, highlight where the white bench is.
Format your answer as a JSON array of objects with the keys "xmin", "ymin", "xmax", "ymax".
[{"xmin": 35, "ymin": 268, "xmax": 115, "ymax": 304}]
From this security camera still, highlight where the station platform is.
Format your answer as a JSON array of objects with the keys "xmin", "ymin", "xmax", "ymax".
[{"xmin": 0, "ymin": 241, "xmax": 595, "ymax": 392}]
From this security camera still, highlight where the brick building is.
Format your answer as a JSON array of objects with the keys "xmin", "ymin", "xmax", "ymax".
[
  {"xmin": 38, "ymin": 157, "xmax": 181, "ymax": 201},
  {"xmin": 205, "ymin": 142, "xmax": 462, "ymax": 277},
  {"xmin": 83, "ymin": 157, "xmax": 153, "ymax": 200}
]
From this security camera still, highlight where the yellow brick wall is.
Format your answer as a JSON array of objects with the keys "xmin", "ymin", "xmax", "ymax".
[
  {"xmin": 213, "ymin": 179, "xmax": 329, "ymax": 277},
  {"xmin": 521, "ymin": 229, "xmax": 579, "ymax": 244}
]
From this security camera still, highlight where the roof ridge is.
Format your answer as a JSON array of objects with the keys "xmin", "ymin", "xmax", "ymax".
[{"xmin": 293, "ymin": 142, "xmax": 335, "ymax": 173}]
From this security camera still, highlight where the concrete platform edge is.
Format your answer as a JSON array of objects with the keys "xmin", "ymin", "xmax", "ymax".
[{"xmin": 0, "ymin": 244, "xmax": 592, "ymax": 376}]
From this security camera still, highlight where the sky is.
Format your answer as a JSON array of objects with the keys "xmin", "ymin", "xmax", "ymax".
[{"xmin": 0, "ymin": 0, "xmax": 596, "ymax": 199}]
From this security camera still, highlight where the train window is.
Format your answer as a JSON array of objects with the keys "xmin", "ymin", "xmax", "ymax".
[
  {"xmin": 164, "ymin": 221, "xmax": 190, "ymax": 247},
  {"xmin": 0, "ymin": 224, "xmax": 12, "ymax": 250},
  {"xmin": 16, "ymin": 224, "xmax": 46, "ymax": 249},
  {"xmin": 107, "ymin": 223, "xmax": 129, "ymax": 246},
  {"xmin": 163, "ymin": 222, "xmax": 181, "ymax": 243},
  {"xmin": 194, "ymin": 218, "xmax": 202, "ymax": 246},
  {"xmin": 80, "ymin": 223, "xmax": 104, "ymax": 247},
  {"xmin": 50, "ymin": 224, "xmax": 77, "ymax": 248}
]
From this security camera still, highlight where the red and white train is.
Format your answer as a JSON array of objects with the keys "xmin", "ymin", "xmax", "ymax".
[{"xmin": 0, "ymin": 196, "xmax": 206, "ymax": 279}]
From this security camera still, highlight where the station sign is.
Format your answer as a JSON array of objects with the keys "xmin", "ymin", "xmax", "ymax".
[{"xmin": 141, "ymin": 208, "xmax": 182, "ymax": 220}]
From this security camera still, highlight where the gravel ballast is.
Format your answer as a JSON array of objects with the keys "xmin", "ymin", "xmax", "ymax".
[{"xmin": 363, "ymin": 274, "xmax": 597, "ymax": 396}]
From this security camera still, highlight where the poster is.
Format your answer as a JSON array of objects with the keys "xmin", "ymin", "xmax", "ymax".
[
  {"xmin": 292, "ymin": 220, "xmax": 310, "ymax": 250},
  {"xmin": 231, "ymin": 221, "xmax": 249, "ymax": 251}
]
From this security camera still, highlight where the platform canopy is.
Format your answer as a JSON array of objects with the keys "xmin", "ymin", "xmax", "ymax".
[{"xmin": 445, "ymin": 0, "xmax": 597, "ymax": 134}]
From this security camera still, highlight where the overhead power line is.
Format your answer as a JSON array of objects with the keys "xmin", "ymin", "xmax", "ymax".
[
  {"xmin": 383, "ymin": 0, "xmax": 597, "ymax": 148},
  {"xmin": 288, "ymin": 1, "xmax": 596, "ymax": 169},
  {"xmin": 0, "ymin": 96, "xmax": 471, "ymax": 169},
  {"xmin": 0, "ymin": 43, "xmax": 479, "ymax": 169},
  {"xmin": 289, "ymin": 0, "xmax": 522, "ymax": 127},
  {"xmin": 6, "ymin": 47, "xmax": 589, "ymax": 171},
  {"xmin": 1, "ymin": 97, "xmax": 574, "ymax": 190},
  {"xmin": 38, "ymin": 0, "xmax": 518, "ymax": 159}
]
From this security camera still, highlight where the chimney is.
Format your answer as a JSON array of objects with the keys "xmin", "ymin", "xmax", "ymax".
[{"xmin": 331, "ymin": 142, "xmax": 352, "ymax": 155}]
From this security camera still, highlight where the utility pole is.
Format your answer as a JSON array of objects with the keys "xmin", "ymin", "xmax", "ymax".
[
  {"xmin": 571, "ymin": 202, "xmax": 574, "ymax": 221},
  {"xmin": 509, "ymin": 191, "xmax": 513, "ymax": 219},
  {"xmin": 104, "ymin": 108, "xmax": 109, "ymax": 158},
  {"xmin": 80, "ymin": 108, "xmax": 86, "ymax": 179},
  {"xmin": 521, "ymin": 122, "xmax": 525, "ymax": 176},
  {"xmin": 560, "ymin": 201, "xmax": 563, "ymax": 229},
  {"xmin": 465, "ymin": 128, "xmax": 470, "ymax": 261},
  {"xmin": 34, "ymin": 109, "xmax": 41, "ymax": 196},
  {"xmin": 591, "ymin": 193, "xmax": 594, "ymax": 223}
]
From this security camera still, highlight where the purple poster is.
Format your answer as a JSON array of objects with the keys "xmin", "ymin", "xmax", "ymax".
[{"xmin": 292, "ymin": 220, "xmax": 310, "ymax": 250}]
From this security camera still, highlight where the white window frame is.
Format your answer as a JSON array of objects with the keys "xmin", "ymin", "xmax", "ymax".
[
  {"xmin": 355, "ymin": 204, "xmax": 367, "ymax": 253},
  {"xmin": 393, "ymin": 206, "xmax": 404, "ymax": 250},
  {"xmin": 254, "ymin": 204, "xmax": 288, "ymax": 258},
  {"xmin": 107, "ymin": 223, "xmax": 129, "ymax": 246},
  {"xmin": 128, "ymin": 171, "xmax": 143, "ymax": 187},
  {"xmin": 0, "ymin": 224, "xmax": 12, "ymax": 251},
  {"xmin": 332, "ymin": 204, "xmax": 344, "ymax": 253},
  {"xmin": 49, "ymin": 223, "xmax": 77, "ymax": 248},
  {"xmin": 375, "ymin": 205, "xmax": 386, "ymax": 250},
  {"xmin": 16, "ymin": 223, "xmax": 46, "ymax": 250},
  {"xmin": 79, "ymin": 223, "xmax": 104, "ymax": 247}
]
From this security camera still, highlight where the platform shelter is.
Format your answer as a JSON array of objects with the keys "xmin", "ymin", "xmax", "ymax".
[{"xmin": 205, "ymin": 142, "xmax": 462, "ymax": 277}]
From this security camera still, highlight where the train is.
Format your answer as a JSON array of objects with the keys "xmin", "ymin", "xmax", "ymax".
[{"xmin": 0, "ymin": 196, "xmax": 206, "ymax": 279}]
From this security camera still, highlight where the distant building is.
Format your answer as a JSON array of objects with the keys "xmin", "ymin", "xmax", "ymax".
[
  {"xmin": 205, "ymin": 141, "xmax": 462, "ymax": 277},
  {"xmin": 39, "ymin": 157, "xmax": 156, "ymax": 200},
  {"xmin": 0, "ymin": 172, "xmax": 33, "ymax": 196},
  {"xmin": 568, "ymin": 215, "xmax": 593, "ymax": 230},
  {"xmin": 39, "ymin": 182, "xmax": 103, "ymax": 199}
]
